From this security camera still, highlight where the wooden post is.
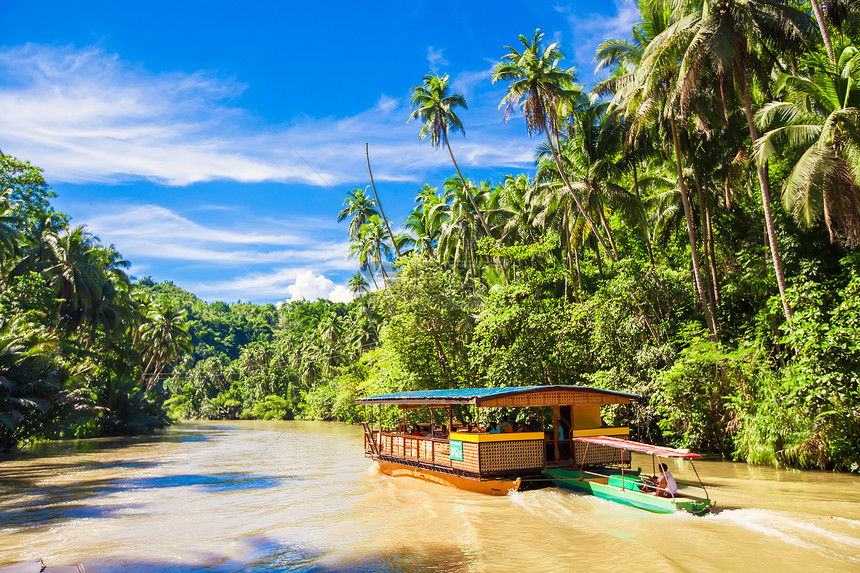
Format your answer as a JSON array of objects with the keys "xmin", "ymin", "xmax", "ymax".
[{"xmin": 553, "ymin": 405, "xmax": 560, "ymax": 462}]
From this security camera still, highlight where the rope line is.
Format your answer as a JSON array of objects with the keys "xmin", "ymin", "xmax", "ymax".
[{"xmin": 253, "ymin": 109, "xmax": 343, "ymax": 198}]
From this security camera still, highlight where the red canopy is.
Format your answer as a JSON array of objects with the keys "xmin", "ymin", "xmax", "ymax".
[{"xmin": 574, "ymin": 436, "xmax": 702, "ymax": 459}]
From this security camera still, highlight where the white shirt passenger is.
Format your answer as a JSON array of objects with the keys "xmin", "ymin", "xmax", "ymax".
[{"xmin": 659, "ymin": 469, "xmax": 678, "ymax": 495}]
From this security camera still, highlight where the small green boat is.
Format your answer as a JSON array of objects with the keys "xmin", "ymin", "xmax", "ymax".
[{"xmin": 546, "ymin": 436, "xmax": 714, "ymax": 516}]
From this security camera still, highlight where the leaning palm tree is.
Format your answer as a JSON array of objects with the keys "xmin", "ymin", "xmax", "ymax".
[
  {"xmin": 675, "ymin": 0, "xmax": 814, "ymax": 325},
  {"xmin": 408, "ymin": 74, "xmax": 493, "ymax": 239},
  {"xmin": 493, "ymin": 29, "xmax": 614, "ymax": 262},
  {"xmin": 755, "ymin": 46, "xmax": 860, "ymax": 247}
]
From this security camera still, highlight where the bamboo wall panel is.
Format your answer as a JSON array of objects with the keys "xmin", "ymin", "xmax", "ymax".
[
  {"xmin": 451, "ymin": 441, "xmax": 480, "ymax": 473},
  {"xmin": 573, "ymin": 440, "xmax": 631, "ymax": 465},
  {"xmin": 478, "ymin": 440, "xmax": 544, "ymax": 473}
]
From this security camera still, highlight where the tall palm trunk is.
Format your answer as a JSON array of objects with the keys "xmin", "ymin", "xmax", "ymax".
[
  {"xmin": 811, "ymin": 0, "xmax": 836, "ymax": 65},
  {"xmin": 704, "ymin": 180, "xmax": 720, "ymax": 304},
  {"xmin": 543, "ymin": 121, "xmax": 615, "ymax": 262},
  {"xmin": 594, "ymin": 185, "xmax": 620, "ymax": 260},
  {"xmin": 366, "ymin": 144, "xmax": 401, "ymax": 258},
  {"xmin": 692, "ymin": 165, "xmax": 717, "ymax": 316},
  {"xmin": 632, "ymin": 158, "xmax": 656, "ymax": 267},
  {"xmin": 563, "ymin": 209, "xmax": 580, "ymax": 302},
  {"xmin": 442, "ymin": 130, "xmax": 493, "ymax": 238},
  {"xmin": 670, "ymin": 112, "xmax": 718, "ymax": 339},
  {"xmin": 737, "ymin": 54, "xmax": 794, "ymax": 327}
]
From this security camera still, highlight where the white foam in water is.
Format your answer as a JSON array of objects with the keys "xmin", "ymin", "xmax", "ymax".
[{"xmin": 714, "ymin": 508, "xmax": 860, "ymax": 562}]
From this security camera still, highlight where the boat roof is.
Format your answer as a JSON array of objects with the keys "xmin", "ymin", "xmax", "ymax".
[
  {"xmin": 574, "ymin": 436, "xmax": 702, "ymax": 459},
  {"xmin": 355, "ymin": 385, "xmax": 639, "ymax": 407}
]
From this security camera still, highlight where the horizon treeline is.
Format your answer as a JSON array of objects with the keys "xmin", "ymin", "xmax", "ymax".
[{"xmin": 4, "ymin": 0, "xmax": 859, "ymax": 471}]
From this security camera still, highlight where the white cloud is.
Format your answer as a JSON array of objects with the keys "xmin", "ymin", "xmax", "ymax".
[
  {"xmin": 0, "ymin": 43, "xmax": 536, "ymax": 188},
  {"xmin": 329, "ymin": 284, "xmax": 356, "ymax": 303},
  {"xmin": 558, "ymin": 0, "xmax": 639, "ymax": 82},
  {"xmin": 427, "ymin": 46, "xmax": 449, "ymax": 74},
  {"xmin": 286, "ymin": 270, "xmax": 355, "ymax": 303}
]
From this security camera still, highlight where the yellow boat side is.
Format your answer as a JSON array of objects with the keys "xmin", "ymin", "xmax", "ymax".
[{"xmin": 375, "ymin": 459, "xmax": 522, "ymax": 496}]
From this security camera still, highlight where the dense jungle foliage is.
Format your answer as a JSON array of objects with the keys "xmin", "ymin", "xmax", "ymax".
[{"xmin": 4, "ymin": 0, "xmax": 859, "ymax": 472}]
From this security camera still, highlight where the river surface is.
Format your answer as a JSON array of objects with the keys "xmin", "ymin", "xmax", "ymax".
[{"xmin": 1, "ymin": 421, "xmax": 859, "ymax": 572}]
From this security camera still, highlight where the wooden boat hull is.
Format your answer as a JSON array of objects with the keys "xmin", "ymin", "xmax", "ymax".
[
  {"xmin": 375, "ymin": 460, "xmax": 521, "ymax": 496},
  {"xmin": 546, "ymin": 468, "xmax": 712, "ymax": 516}
]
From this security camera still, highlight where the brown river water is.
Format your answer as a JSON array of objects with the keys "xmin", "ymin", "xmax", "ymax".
[{"xmin": 1, "ymin": 421, "xmax": 859, "ymax": 572}]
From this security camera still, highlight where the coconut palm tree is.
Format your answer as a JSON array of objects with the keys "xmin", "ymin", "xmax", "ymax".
[
  {"xmin": 675, "ymin": 0, "xmax": 814, "ymax": 325},
  {"xmin": 408, "ymin": 74, "xmax": 493, "ymax": 239},
  {"xmin": 139, "ymin": 301, "xmax": 192, "ymax": 391},
  {"xmin": 356, "ymin": 215, "xmax": 393, "ymax": 286},
  {"xmin": 43, "ymin": 226, "xmax": 103, "ymax": 331},
  {"xmin": 755, "ymin": 46, "xmax": 860, "ymax": 247},
  {"xmin": 337, "ymin": 187, "xmax": 379, "ymax": 239},
  {"xmin": 627, "ymin": 11, "xmax": 720, "ymax": 336},
  {"xmin": 493, "ymin": 29, "xmax": 615, "ymax": 261},
  {"xmin": 347, "ymin": 272, "xmax": 370, "ymax": 297}
]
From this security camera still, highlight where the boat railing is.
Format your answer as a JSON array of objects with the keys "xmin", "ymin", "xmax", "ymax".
[
  {"xmin": 364, "ymin": 428, "xmax": 547, "ymax": 478},
  {"xmin": 366, "ymin": 430, "xmax": 454, "ymax": 469}
]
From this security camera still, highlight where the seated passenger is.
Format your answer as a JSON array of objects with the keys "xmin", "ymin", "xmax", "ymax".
[
  {"xmin": 527, "ymin": 416, "xmax": 542, "ymax": 432},
  {"xmin": 656, "ymin": 463, "xmax": 678, "ymax": 497},
  {"xmin": 411, "ymin": 424, "xmax": 422, "ymax": 436},
  {"xmin": 498, "ymin": 418, "xmax": 513, "ymax": 432}
]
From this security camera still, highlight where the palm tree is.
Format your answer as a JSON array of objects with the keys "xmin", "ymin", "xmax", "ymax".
[
  {"xmin": 355, "ymin": 216, "xmax": 393, "ymax": 287},
  {"xmin": 755, "ymin": 46, "xmax": 860, "ymax": 247},
  {"xmin": 493, "ymin": 29, "xmax": 615, "ymax": 261},
  {"xmin": 402, "ymin": 185, "xmax": 445, "ymax": 256},
  {"xmin": 627, "ymin": 10, "xmax": 720, "ymax": 336},
  {"xmin": 433, "ymin": 177, "xmax": 492, "ymax": 287},
  {"xmin": 348, "ymin": 228, "xmax": 379, "ymax": 291},
  {"xmin": 139, "ymin": 301, "xmax": 192, "ymax": 391},
  {"xmin": 347, "ymin": 272, "xmax": 370, "ymax": 297},
  {"xmin": 43, "ymin": 226, "xmax": 103, "ymax": 330},
  {"xmin": 408, "ymin": 74, "xmax": 493, "ymax": 239},
  {"xmin": 676, "ymin": 0, "xmax": 813, "ymax": 325},
  {"xmin": 337, "ymin": 187, "xmax": 379, "ymax": 239}
]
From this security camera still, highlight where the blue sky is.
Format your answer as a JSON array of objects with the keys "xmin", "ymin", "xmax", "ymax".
[{"xmin": 0, "ymin": 1, "xmax": 637, "ymax": 304}]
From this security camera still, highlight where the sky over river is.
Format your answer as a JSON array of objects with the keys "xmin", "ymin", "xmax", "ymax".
[{"xmin": 0, "ymin": 1, "xmax": 647, "ymax": 305}]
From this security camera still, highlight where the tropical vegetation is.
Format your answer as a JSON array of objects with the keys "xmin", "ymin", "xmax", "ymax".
[{"xmin": 4, "ymin": 1, "xmax": 860, "ymax": 472}]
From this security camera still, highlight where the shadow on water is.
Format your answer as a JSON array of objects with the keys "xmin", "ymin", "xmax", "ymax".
[
  {"xmin": 3, "ymin": 424, "xmax": 225, "ymax": 460},
  {"xmin": 0, "ymin": 472, "xmax": 293, "ymax": 530},
  {"xmin": 77, "ymin": 535, "xmax": 476, "ymax": 573}
]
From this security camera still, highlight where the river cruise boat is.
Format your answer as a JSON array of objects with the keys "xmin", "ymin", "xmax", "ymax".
[
  {"xmin": 356, "ymin": 385, "xmax": 637, "ymax": 496},
  {"xmin": 545, "ymin": 436, "xmax": 714, "ymax": 515}
]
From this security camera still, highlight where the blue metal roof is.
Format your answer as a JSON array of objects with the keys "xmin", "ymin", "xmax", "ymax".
[{"xmin": 355, "ymin": 385, "xmax": 639, "ymax": 405}]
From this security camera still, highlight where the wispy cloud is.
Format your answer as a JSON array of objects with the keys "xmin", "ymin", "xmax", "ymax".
[
  {"xmin": 82, "ymin": 203, "xmax": 353, "ymax": 269},
  {"xmin": 427, "ymin": 46, "xmax": 449, "ymax": 74},
  {"xmin": 557, "ymin": 0, "xmax": 638, "ymax": 83},
  {"xmin": 0, "ymin": 43, "xmax": 536, "ymax": 188}
]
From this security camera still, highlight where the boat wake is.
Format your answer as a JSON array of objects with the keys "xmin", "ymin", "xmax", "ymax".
[{"xmin": 711, "ymin": 508, "xmax": 860, "ymax": 563}]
